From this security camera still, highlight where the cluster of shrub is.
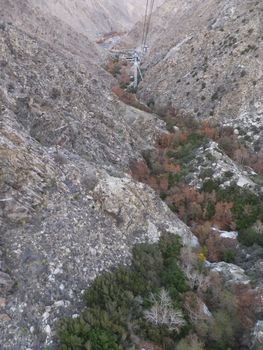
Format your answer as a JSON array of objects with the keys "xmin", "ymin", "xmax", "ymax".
[
  {"xmin": 57, "ymin": 234, "xmax": 189, "ymax": 349},
  {"xmin": 57, "ymin": 232, "xmax": 255, "ymax": 350},
  {"xmin": 158, "ymin": 107, "xmax": 263, "ymax": 175},
  {"xmin": 131, "ymin": 110, "xmax": 263, "ymax": 253}
]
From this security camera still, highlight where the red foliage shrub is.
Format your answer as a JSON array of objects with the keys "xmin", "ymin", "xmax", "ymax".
[
  {"xmin": 112, "ymin": 86, "xmax": 151, "ymax": 112},
  {"xmin": 213, "ymin": 202, "xmax": 234, "ymax": 230},
  {"xmin": 120, "ymin": 67, "xmax": 130, "ymax": 84},
  {"xmin": 163, "ymin": 161, "xmax": 181, "ymax": 173},
  {"xmin": 130, "ymin": 160, "xmax": 150, "ymax": 182},
  {"xmin": 201, "ymin": 121, "xmax": 217, "ymax": 139},
  {"xmin": 157, "ymin": 133, "xmax": 177, "ymax": 148}
]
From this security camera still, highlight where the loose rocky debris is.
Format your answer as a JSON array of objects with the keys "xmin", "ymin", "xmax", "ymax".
[
  {"xmin": 212, "ymin": 228, "xmax": 238, "ymax": 240},
  {"xmin": 252, "ymin": 320, "xmax": 263, "ymax": 347},
  {"xmin": 222, "ymin": 109, "xmax": 263, "ymax": 152},
  {"xmin": 187, "ymin": 140, "xmax": 258, "ymax": 191},
  {"xmin": 208, "ymin": 261, "xmax": 251, "ymax": 286}
]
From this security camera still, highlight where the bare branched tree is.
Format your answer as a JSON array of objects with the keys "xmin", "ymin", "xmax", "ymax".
[{"xmin": 144, "ymin": 289, "xmax": 186, "ymax": 333}]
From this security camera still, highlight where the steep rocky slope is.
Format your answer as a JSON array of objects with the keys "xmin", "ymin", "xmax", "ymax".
[
  {"xmin": 130, "ymin": 0, "xmax": 263, "ymax": 147},
  {"xmin": 1, "ymin": 0, "xmax": 104, "ymax": 64},
  {"xmin": 0, "ymin": 2, "xmax": 196, "ymax": 348}
]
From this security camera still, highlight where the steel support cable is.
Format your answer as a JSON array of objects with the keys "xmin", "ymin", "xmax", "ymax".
[
  {"xmin": 141, "ymin": 0, "xmax": 150, "ymax": 48},
  {"xmin": 143, "ymin": 0, "xmax": 155, "ymax": 48}
]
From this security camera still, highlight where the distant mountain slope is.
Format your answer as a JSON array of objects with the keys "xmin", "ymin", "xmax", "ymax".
[{"xmin": 33, "ymin": 0, "xmax": 165, "ymax": 39}]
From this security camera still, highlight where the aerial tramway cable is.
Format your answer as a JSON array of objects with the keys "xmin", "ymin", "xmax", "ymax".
[
  {"xmin": 141, "ymin": 0, "xmax": 149, "ymax": 48},
  {"xmin": 144, "ymin": 0, "xmax": 155, "ymax": 47},
  {"xmin": 142, "ymin": 0, "xmax": 155, "ymax": 51},
  {"xmin": 131, "ymin": 0, "xmax": 155, "ymax": 87},
  {"xmin": 109, "ymin": 0, "xmax": 155, "ymax": 87}
]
